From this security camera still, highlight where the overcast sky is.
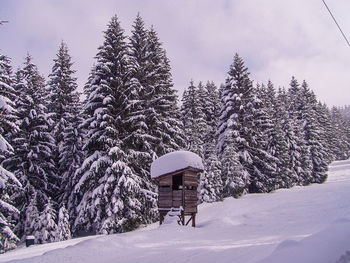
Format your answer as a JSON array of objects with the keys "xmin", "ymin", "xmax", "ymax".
[{"xmin": 1, "ymin": 0, "xmax": 350, "ymax": 107}]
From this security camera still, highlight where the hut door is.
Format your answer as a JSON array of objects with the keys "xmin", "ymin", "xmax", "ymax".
[{"xmin": 172, "ymin": 174, "xmax": 183, "ymax": 208}]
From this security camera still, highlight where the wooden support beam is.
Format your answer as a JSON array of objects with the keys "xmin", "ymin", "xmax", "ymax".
[
  {"xmin": 185, "ymin": 216, "xmax": 192, "ymax": 226},
  {"xmin": 177, "ymin": 215, "xmax": 184, "ymax": 225},
  {"xmin": 159, "ymin": 213, "xmax": 164, "ymax": 225}
]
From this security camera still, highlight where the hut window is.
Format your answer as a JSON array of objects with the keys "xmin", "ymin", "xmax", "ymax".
[{"xmin": 172, "ymin": 174, "xmax": 183, "ymax": 190}]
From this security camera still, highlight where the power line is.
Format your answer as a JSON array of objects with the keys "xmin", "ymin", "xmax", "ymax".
[{"xmin": 321, "ymin": 0, "xmax": 350, "ymax": 47}]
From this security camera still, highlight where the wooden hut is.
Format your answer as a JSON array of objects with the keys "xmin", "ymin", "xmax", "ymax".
[{"xmin": 151, "ymin": 151, "xmax": 203, "ymax": 227}]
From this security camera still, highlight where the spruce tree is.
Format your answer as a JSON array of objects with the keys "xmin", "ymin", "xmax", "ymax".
[
  {"xmin": 316, "ymin": 102, "xmax": 335, "ymax": 164},
  {"xmin": 288, "ymin": 78, "xmax": 328, "ymax": 184},
  {"xmin": 272, "ymin": 88, "xmax": 298, "ymax": 188},
  {"xmin": 181, "ymin": 80, "xmax": 206, "ymax": 157},
  {"xmin": 300, "ymin": 81, "xmax": 328, "ymax": 183},
  {"xmin": 287, "ymin": 78, "xmax": 313, "ymax": 185},
  {"xmin": 124, "ymin": 15, "xmax": 186, "ymax": 224},
  {"xmin": 65, "ymin": 68, "xmax": 94, "ymax": 222},
  {"xmin": 37, "ymin": 198, "xmax": 58, "ymax": 244},
  {"xmin": 146, "ymin": 26, "xmax": 184, "ymax": 156},
  {"xmin": 57, "ymin": 205, "xmax": 71, "ymax": 241},
  {"xmin": 124, "ymin": 13, "xmax": 154, "ymax": 170},
  {"xmin": 259, "ymin": 82, "xmax": 285, "ymax": 189},
  {"xmin": 217, "ymin": 54, "xmax": 252, "ymax": 195},
  {"xmin": 0, "ymin": 53, "xmax": 21, "ymax": 253},
  {"xmin": 196, "ymin": 81, "xmax": 215, "ymax": 150},
  {"xmin": 203, "ymin": 81, "xmax": 220, "ymax": 144},
  {"xmin": 4, "ymin": 55, "xmax": 56, "ymax": 239},
  {"xmin": 47, "ymin": 41, "xmax": 80, "ymax": 202},
  {"xmin": 125, "ymin": 16, "xmax": 184, "ymax": 185},
  {"xmin": 199, "ymin": 139, "xmax": 223, "ymax": 202},
  {"xmin": 218, "ymin": 53, "xmax": 277, "ymax": 195},
  {"xmin": 98, "ymin": 146, "xmax": 146, "ymax": 233},
  {"xmin": 294, "ymin": 123, "xmax": 313, "ymax": 185},
  {"xmin": 330, "ymin": 107, "xmax": 350, "ymax": 160},
  {"xmin": 220, "ymin": 135, "xmax": 248, "ymax": 197},
  {"xmin": 248, "ymin": 84, "xmax": 278, "ymax": 193},
  {"xmin": 180, "ymin": 79, "xmax": 222, "ymax": 202},
  {"xmin": 23, "ymin": 188, "xmax": 40, "ymax": 240},
  {"xmin": 263, "ymin": 81, "xmax": 278, "ymax": 119},
  {"xmin": 0, "ymin": 54, "xmax": 17, "ymax": 135},
  {"xmin": 59, "ymin": 93, "xmax": 84, "ymax": 211},
  {"xmin": 73, "ymin": 15, "xmax": 148, "ymax": 234}
]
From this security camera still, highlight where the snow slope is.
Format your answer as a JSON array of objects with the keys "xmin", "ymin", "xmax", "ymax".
[{"xmin": 1, "ymin": 159, "xmax": 350, "ymax": 263}]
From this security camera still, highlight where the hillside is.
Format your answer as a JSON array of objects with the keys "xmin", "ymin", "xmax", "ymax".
[{"xmin": 1, "ymin": 159, "xmax": 350, "ymax": 263}]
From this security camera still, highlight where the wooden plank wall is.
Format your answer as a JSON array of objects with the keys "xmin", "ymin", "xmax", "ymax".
[
  {"xmin": 183, "ymin": 171, "xmax": 198, "ymax": 214},
  {"xmin": 183, "ymin": 172, "xmax": 197, "ymax": 186},
  {"xmin": 159, "ymin": 176, "xmax": 172, "ymax": 186},
  {"xmin": 157, "ymin": 171, "xmax": 199, "ymax": 214},
  {"xmin": 172, "ymin": 190, "xmax": 183, "ymax": 207},
  {"xmin": 158, "ymin": 177, "xmax": 172, "ymax": 208},
  {"xmin": 184, "ymin": 189, "xmax": 197, "ymax": 213}
]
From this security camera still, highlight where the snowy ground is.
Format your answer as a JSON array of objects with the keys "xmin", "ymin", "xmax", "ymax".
[{"xmin": 1, "ymin": 159, "xmax": 350, "ymax": 263}]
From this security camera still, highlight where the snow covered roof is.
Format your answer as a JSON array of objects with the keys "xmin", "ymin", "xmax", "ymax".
[{"xmin": 151, "ymin": 151, "xmax": 204, "ymax": 179}]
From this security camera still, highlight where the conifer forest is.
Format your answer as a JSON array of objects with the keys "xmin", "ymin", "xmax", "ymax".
[{"xmin": 1, "ymin": 14, "xmax": 350, "ymax": 253}]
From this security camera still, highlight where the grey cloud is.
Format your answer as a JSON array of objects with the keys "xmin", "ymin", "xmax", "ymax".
[{"xmin": 1, "ymin": 0, "xmax": 349, "ymax": 106}]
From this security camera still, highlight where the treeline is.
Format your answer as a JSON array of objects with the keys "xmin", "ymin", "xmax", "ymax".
[
  {"xmin": 182, "ymin": 54, "xmax": 350, "ymax": 203},
  {"xmin": 0, "ymin": 14, "xmax": 349, "ymax": 253},
  {"xmin": 339, "ymin": 105, "xmax": 350, "ymax": 124}
]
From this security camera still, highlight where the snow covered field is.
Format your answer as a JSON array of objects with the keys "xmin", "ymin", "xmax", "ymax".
[{"xmin": 1, "ymin": 159, "xmax": 350, "ymax": 263}]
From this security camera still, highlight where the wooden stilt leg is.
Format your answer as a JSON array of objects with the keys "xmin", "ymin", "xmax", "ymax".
[
  {"xmin": 177, "ymin": 215, "xmax": 182, "ymax": 225},
  {"xmin": 192, "ymin": 213, "xmax": 196, "ymax": 227},
  {"xmin": 160, "ymin": 213, "xmax": 164, "ymax": 225},
  {"xmin": 185, "ymin": 216, "xmax": 192, "ymax": 226}
]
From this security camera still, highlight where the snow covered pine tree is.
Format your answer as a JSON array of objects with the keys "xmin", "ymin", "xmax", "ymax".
[
  {"xmin": 4, "ymin": 55, "xmax": 57, "ymax": 243},
  {"xmin": 73, "ymin": 15, "xmax": 148, "ymax": 235},
  {"xmin": 0, "ymin": 53, "xmax": 22, "ymax": 253},
  {"xmin": 47, "ymin": 41, "xmax": 82, "ymax": 207}
]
